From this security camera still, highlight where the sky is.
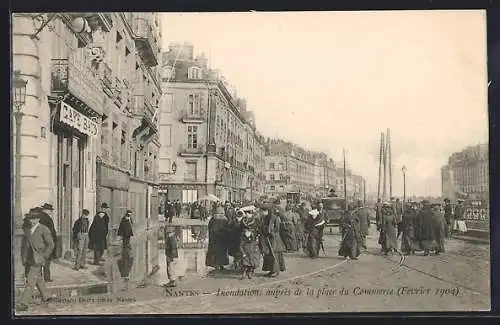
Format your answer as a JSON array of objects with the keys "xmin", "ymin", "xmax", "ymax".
[{"xmin": 160, "ymin": 10, "xmax": 488, "ymax": 197}]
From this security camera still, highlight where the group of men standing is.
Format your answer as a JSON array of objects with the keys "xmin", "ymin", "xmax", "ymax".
[
  {"xmin": 375, "ymin": 198, "xmax": 465, "ymax": 257},
  {"xmin": 17, "ymin": 202, "xmax": 112, "ymax": 312}
]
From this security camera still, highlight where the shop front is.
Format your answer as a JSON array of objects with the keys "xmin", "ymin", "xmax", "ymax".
[
  {"xmin": 53, "ymin": 100, "xmax": 100, "ymax": 255},
  {"xmin": 96, "ymin": 160, "xmax": 130, "ymax": 233}
]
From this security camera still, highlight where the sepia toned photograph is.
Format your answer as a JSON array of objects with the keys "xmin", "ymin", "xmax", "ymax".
[{"xmin": 11, "ymin": 10, "xmax": 490, "ymax": 315}]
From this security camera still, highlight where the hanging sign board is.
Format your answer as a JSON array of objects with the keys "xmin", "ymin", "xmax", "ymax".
[{"xmin": 59, "ymin": 101, "xmax": 99, "ymax": 137}]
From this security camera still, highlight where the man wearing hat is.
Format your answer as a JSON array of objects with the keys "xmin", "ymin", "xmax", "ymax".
[
  {"xmin": 163, "ymin": 225, "xmax": 179, "ymax": 287},
  {"xmin": 89, "ymin": 203, "xmax": 110, "ymax": 265},
  {"xmin": 17, "ymin": 211, "xmax": 55, "ymax": 311},
  {"xmin": 72, "ymin": 209, "xmax": 91, "ymax": 270},
  {"xmin": 38, "ymin": 203, "xmax": 57, "ymax": 282},
  {"xmin": 443, "ymin": 198, "xmax": 453, "ymax": 238}
]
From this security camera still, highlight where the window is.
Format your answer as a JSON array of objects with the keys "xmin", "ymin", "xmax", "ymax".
[
  {"xmin": 185, "ymin": 162, "xmax": 197, "ymax": 181},
  {"xmin": 188, "ymin": 66, "xmax": 202, "ymax": 80},
  {"xmin": 270, "ymin": 174, "xmax": 275, "ymax": 181},
  {"xmin": 182, "ymin": 189, "xmax": 198, "ymax": 203},
  {"xmin": 269, "ymin": 162, "xmax": 275, "ymax": 170},
  {"xmin": 162, "ymin": 66, "xmax": 175, "ymax": 81},
  {"xmin": 188, "ymin": 94, "xmax": 201, "ymax": 116},
  {"xmin": 187, "ymin": 125, "xmax": 198, "ymax": 149},
  {"xmin": 270, "ymin": 186, "xmax": 276, "ymax": 191}
]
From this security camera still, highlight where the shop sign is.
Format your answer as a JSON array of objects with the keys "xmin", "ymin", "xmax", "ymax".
[{"xmin": 60, "ymin": 101, "xmax": 99, "ymax": 137}]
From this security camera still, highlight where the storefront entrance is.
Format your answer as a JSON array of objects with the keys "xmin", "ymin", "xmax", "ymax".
[{"xmin": 56, "ymin": 131, "xmax": 84, "ymax": 252}]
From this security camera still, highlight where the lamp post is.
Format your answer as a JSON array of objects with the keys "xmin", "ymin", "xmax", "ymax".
[
  {"xmin": 165, "ymin": 162, "xmax": 177, "ymax": 201},
  {"xmin": 13, "ymin": 70, "xmax": 28, "ymax": 227},
  {"xmin": 402, "ymin": 165, "xmax": 407, "ymax": 204}
]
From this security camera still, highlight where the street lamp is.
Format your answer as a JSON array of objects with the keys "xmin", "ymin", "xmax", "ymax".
[
  {"xmin": 402, "ymin": 165, "xmax": 407, "ymax": 203},
  {"xmin": 13, "ymin": 70, "xmax": 28, "ymax": 227}
]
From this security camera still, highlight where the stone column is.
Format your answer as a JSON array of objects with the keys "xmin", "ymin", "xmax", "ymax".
[{"xmin": 12, "ymin": 14, "xmax": 44, "ymax": 226}]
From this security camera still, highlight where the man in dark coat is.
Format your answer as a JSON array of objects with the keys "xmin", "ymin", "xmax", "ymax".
[
  {"xmin": 393, "ymin": 198, "xmax": 404, "ymax": 238},
  {"xmin": 354, "ymin": 200, "xmax": 370, "ymax": 249},
  {"xmin": 205, "ymin": 206, "xmax": 229, "ymax": 270},
  {"xmin": 165, "ymin": 201, "xmax": 175, "ymax": 223},
  {"xmin": 38, "ymin": 203, "xmax": 57, "ymax": 282},
  {"xmin": 338, "ymin": 207, "xmax": 362, "ymax": 259},
  {"xmin": 175, "ymin": 200, "xmax": 182, "ymax": 218},
  {"xmin": 401, "ymin": 203, "xmax": 418, "ymax": 255},
  {"xmin": 163, "ymin": 225, "xmax": 179, "ymax": 287},
  {"xmin": 16, "ymin": 212, "xmax": 55, "ymax": 312},
  {"xmin": 379, "ymin": 202, "xmax": 398, "ymax": 255},
  {"xmin": 375, "ymin": 198, "xmax": 383, "ymax": 229},
  {"xmin": 261, "ymin": 204, "xmax": 286, "ymax": 277},
  {"xmin": 72, "ymin": 209, "xmax": 91, "ymax": 270},
  {"xmin": 416, "ymin": 200, "xmax": 435, "ymax": 256},
  {"xmin": 443, "ymin": 198, "xmax": 453, "ymax": 238},
  {"xmin": 89, "ymin": 203, "xmax": 110, "ymax": 265},
  {"xmin": 431, "ymin": 203, "xmax": 446, "ymax": 255}
]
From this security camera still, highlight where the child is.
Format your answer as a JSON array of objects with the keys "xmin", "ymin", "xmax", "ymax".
[{"xmin": 164, "ymin": 226, "xmax": 179, "ymax": 287}]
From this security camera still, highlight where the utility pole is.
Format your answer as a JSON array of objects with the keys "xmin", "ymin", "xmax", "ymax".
[
  {"xmin": 377, "ymin": 132, "xmax": 384, "ymax": 201},
  {"xmin": 343, "ymin": 148, "xmax": 348, "ymax": 211},
  {"xmin": 387, "ymin": 128, "xmax": 392, "ymax": 199},
  {"xmin": 382, "ymin": 133, "xmax": 387, "ymax": 201}
]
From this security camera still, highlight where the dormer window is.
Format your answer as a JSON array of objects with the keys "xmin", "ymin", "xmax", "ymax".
[
  {"xmin": 188, "ymin": 66, "xmax": 202, "ymax": 80},
  {"xmin": 161, "ymin": 66, "xmax": 175, "ymax": 81}
]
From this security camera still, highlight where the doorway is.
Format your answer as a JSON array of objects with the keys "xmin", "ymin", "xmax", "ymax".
[{"xmin": 57, "ymin": 131, "xmax": 84, "ymax": 252}]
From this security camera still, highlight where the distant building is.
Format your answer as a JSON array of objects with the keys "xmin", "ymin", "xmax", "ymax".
[
  {"xmin": 158, "ymin": 43, "xmax": 265, "ymax": 204},
  {"xmin": 441, "ymin": 143, "xmax": 489, "ymax": 201}
]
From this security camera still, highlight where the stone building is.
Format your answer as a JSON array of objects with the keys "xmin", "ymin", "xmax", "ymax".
[
  {"xmin": 157, "ymin": 43, "xmax": 265, "ymax": 204},
  {"xmin": 314, "ymin": 153, "xmax": 337, "ymax": 197},
  {"xmin": 441, "ymin": 143, "xmax": 489, "ymax": 201},
  {"xmin": 263, "ymin": 140, "xmax": 317, "ymax": 197},
  {"xmin": 12, "ymin": 12, "xmax": 162, "ymax": 290}
]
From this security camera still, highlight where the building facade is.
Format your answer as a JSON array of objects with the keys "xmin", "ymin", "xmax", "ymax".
[
  {"xmin": 158, "ymin": 43, "xmax": 264, "ymax": 204},
  {"xmin": 263, "ymin": 140, "xmax": 317, "ymax": 198},
  {"xmin": 441, "ymin": 143, "xmax": 489, "ymax": 201},
  {"xmin": 314, "ymin": 153, "xmax": 336, "ymax": 197},
  {"xmin": 12, "ymin": 12, "xmax": 162, "ymax": 288}
]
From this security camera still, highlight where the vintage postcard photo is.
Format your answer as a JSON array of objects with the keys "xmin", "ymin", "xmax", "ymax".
[{"xmin": 11, "ymin": 10, "xmax": 490, "ymax": 315}]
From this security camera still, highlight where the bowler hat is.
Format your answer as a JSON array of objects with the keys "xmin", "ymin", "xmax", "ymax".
[
  {"xmin": 25, "ymin": 212, "xmax": 41, "ymax": 220},
  {"xmin": 40, "ymin": 203, "xmax": 54, "ymax": 210},
  {"xmin": 101, "ymin": 202, "xmax": 109, "ymax": 209}
]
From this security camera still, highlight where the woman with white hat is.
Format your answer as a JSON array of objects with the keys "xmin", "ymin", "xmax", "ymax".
[{"xmin": 304, "ymin": 208, "xmax": 326, "ymax": 258}]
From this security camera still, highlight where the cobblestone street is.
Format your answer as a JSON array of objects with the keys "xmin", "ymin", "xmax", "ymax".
[{"xmin": 16, "ymin": 228, "xmax": 490, "ymax": 315}]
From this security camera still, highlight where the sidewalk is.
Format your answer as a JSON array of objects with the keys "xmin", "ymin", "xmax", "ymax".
[{"xmin": 14, "ymin": 251, "xmax": 111, "ymax": 300}]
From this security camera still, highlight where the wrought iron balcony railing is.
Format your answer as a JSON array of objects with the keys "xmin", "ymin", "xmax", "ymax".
[
  {"xmin": 132, "ymin": 17, "xmax": 159, "ymax": 67},
  {"xmin": 179, "ymin": 144, "xmax": 205, "ymax": 157},
  {"xmin": 180, "ymin": 109, "xmax": 205, "ymax": 123},
  {"xmin": 51, "ymin": 58, "xmax": 104, "ymax": 115}
]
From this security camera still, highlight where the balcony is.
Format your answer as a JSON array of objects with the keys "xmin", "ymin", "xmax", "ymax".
[
  {"xmin": 131, "ymin": 95, "xmax": 155, "ymax": 121},
  {"xmin": 132, "ymin": 17, "xmax": 159, "ymax": 67},
  {"xmin": 180, "ymin": 109, "xmax": 205, "ymax": 124},
  {"xmin": 51, "ymin": 58, "xmax": 105, "ymax": 116},
  {"xmin": 100, "ymin": 63, "xmax": 113, "ymax": 97},
  {"xmin": 85, "ymin": 13, "xmax": 113, "ymax": 32},
  {"xmin": 179, "ymin": 144, "xmax": 204, "ymax": 157}
]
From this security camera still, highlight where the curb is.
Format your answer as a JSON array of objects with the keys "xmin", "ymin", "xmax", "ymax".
[{"xmin": 452, "ymin": 235, "xmax": 489, "ymax": 245}]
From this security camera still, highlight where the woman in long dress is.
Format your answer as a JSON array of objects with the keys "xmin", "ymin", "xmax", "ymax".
[
  {"xmin": 401, "ymin": 203, "xmax": 418, "ymax": 255},
  {"xmin": 280, "ymin": 205, "xmax": 298, "ymax": 252},
  {"xmin": 338, "ymin": 209, "xmax": 362, "ymax": 259},
  {"xmin": 305, "ymin": 209, "xmax": 326, "ymax": 258},
  {"xmin": 239, "ymin": 212, "xmax": 261, "ymax": 279},
  {"xmin": 205, "ymin": 206, "xmax": 229, "ymax": 270},
  {"xmin": 260, "ymin": 204, "xmax": 286, "ymax": 277},
  {"xmin": 380, "ymin": 203, "xmax": 398, "ymax": 255}
]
